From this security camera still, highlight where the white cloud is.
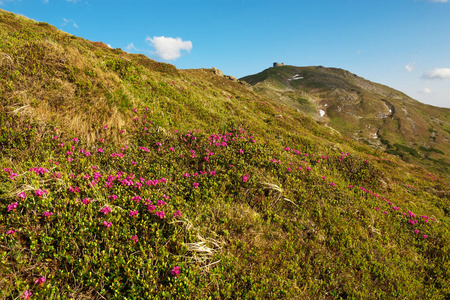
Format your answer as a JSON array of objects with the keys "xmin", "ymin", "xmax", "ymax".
[
  {"xmin": 418, "ymin": 88, "xmax": 433, "ymax": 94},
  {"xmin": 146, "ymin": 36, "xmax": 193, "ymax": 60},
  {"xmin": 405, "ymin": 62, "xmax": 416, "ymax": 72},
  {"xmin": 43, "ymin": 0, "xmax": 49, "ymax": 3},
  {"xmin": 62, "ymin": 18, "xmax": 78, "ymax": 28},
  {"xmin": 423, "ymin": 68, "xmax": 450, "ymax": 79},
  {"xmin": 428, "ymin": 0, "xmax": 448, "ymax": 2},
  {"xmin": 67, "ymin": 0, "xmax": 81, "ymax": 3},
  {"xmin": 125, "ymin": 43, "xmax": 137, "ymax": 52}
]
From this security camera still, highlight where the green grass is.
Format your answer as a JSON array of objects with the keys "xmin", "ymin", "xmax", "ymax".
[
  {"xmin": 241, "ymin": 65, "xmax": 450, "ymax": 176},
  {"xmin": 1, "ymin": 8, "xmax": 450, "ymax": 300}
]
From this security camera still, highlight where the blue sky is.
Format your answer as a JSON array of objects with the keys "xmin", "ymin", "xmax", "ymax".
[{"xmin": 1, "ymin": 0, "xmax": 450, "ymax": 108}]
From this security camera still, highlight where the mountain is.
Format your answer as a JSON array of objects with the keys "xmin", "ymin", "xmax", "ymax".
[
  {"xmin": 241, "ymin": 65, "xmax": 450, "ymax": 175},
  {"xmin": 1, "ymin": 9, "xmax": 449, "ymax": 299}
]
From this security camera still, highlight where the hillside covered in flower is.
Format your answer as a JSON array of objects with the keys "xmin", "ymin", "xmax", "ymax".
[{"xmin": 1, "ymin": 9, "xmax": 449, "ymax": 299}]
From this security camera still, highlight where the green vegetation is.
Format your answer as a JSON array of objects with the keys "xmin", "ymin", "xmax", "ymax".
[
  {"xmin": 1, "ymin": 9, "xmax": 450, "ymax": 299},
  {"xmin": 241, "ymin": 65, "xmax": 450, "ymax": 176}
]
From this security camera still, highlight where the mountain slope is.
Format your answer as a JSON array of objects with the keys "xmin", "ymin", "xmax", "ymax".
[
  {"xmin": 1, "ymin": 9, "xmax": 450, "ymax": 299},
  {"xmin": 241, "ymin": 65, "xmax": 450, "ymax": 175}
]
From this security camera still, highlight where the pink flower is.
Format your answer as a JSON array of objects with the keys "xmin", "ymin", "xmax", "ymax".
[
  {"xmin": 183, "ymin": 173, "xmax": 190, "ymax": 178},
  {"xmin": 100, "ymin": 206, "xmax": 111, "ymax": 215},
  {"xmin": 239, "ymin": 149, "xmax": 244, "ymax": 154},
  {"xmin": 97, "ymin": 148, "xmax": 104, "ymax": 153},
  {"xmin": 21, "ymin": 290, "xmax": 32, "ymax": 300},
  {"xmin": 130, "ymin": 235, "xmax": 138, "ymax": 243},
  {"xmin": 72, "ymin": 138, "xmax": 79, "ymax": 142},
  {"xmin": 34, "ymin": 276, "xmax": 46, "ymax": 284},
  {"xmin": 103, "ymin": 125, "xmax": 108, "ymax": 129},
  {"xmin": 6, "ymin": 229, "xmax": 17, "ymax": 235},
  {"xmin": 193, "ymin": 182, "xmax": 199, "ymax": 188},
  {"xmin": 330, "ymin": 183, "xmax": 335, "ymax": 187},
  {"xmin": 42, "ymin": 211, "xmax": 53, "ymax": 217},
  {"xmin": 242, "ymin": 174, "xmax": 249, "ymax": 183},
  {"xmin": 129, "ymin": 210, "xmax": 139, "ymax": 217},
  {"xmin": 7, "ymin": 202, "xmax": 18, "ymax": 212},
  {"xmin": 147, "ymin": 204, "xmax": 156, "ymax": 212},
  {"xmin": 155, "ymin": 211, "xmax": 165, "ymax": 219},
  {"xmin": 82, "ymin": 198, "xmax": 91, "ymax": 205},
  {"xmin": 414, "ymin": 230, "xmax": 419, "ymax": 234},
  {"xmin": 102, "ymin": 221, "xmax": 112, "ymax": 228},
  {"xmin": 171, "ymin": 265, "xmax": 181, "ymax": 276},
  {"xmin": 157, "ymin": 200, "xmax": 166, "ymax": 207},
  {"xmin": 423, "ymin": 235, "xmax": 428, "ymax": 239},
  {"xmin": 173, "ymin": 210, "xmax": 182, "ymax": 218}
]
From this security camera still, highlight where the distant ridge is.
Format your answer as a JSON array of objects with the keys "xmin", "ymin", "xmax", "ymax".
[{"xmin": 241, "ymin": 65, "xmax": 450, "ymax": 175}]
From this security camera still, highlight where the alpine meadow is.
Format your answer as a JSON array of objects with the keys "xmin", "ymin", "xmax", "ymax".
[{"xmin": 1, "ymin": 9, "xmax": 449, "ymax": 300}]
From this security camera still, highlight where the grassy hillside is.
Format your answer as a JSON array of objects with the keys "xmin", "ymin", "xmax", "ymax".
[
  {"xmin": 241, "ymin": 66, "xmax": 450, "ymax": 176},
  {"xmin": 1, "ymin": 9, "xmax": 450, "ymax": 299}
]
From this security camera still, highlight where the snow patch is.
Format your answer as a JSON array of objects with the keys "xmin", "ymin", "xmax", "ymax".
[
  {"xmin": 319, "ymin": 109, "xmax": 325, "ymax": 117},
  {"xmin": 324, "ymin": 104, "xmax": 328, "ymax": 107},
  {"xmin": 288, "ymin": 74, "xmax": 304, "ymax": 81}
]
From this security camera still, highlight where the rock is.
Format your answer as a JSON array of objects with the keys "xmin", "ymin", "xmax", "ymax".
[{"xmin": 212, "ymin": 67, "xmax": 223, "ymax": 77}]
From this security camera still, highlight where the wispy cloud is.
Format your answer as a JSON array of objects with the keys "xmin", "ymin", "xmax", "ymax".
[
  {"xmin": 423, "ymin": 68, "xmax": 450, "ymax": 79},
  {"xmin": 405, "ymin": 62, "xmax": 416, "ymax": 72},
  {"xmin": 62, "ymin": 18, "xmax": 78, "ymax": 28},
  {"xmin": 0, "ymin": 0, "xmax": 16, "ymax": 5},
  {"xmin": 43, "ymin": 0, "xmax": 48, "ymax": 3},
  {"xmin": 67, "ymin": 0, "xmax": 81, "ymax": 3},
  {"xmin": 146, "ymin": 36, "xmax": 193, "ymax": 60},
  {"xmin": 427, "ymin": 0, "xmax": 448, "ymax": 2},
  {"xmin": 418, "ymin": 88, "xmax": 433, "ymax": 94},
  {"xmin": 125, "ymin": 43, "xmax": 137, "ymax": 52}
]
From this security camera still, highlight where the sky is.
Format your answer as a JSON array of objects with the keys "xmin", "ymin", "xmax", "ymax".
[{"xmin": 1, "ymin": 0, "xmax": 449, "ymax": 108}]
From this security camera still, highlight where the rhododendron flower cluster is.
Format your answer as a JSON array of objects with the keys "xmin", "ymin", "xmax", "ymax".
[
  {"xmin": 100, "ymin": 206, "xmax": 111, "ymax": 215},
  {"xmin": 171, "ymin": 265, "xmax": 181, "ymax": 276},
  {"xmin": 35, "ymin": 276, "xmax": 46, "ymax": 284},
  {"xmin": 7, "ymin": 202, "xmax": 18, "ymax": 212},
  {"xmin": 155, "ymin": 211, "xmax": 165, "ymax": 219}
]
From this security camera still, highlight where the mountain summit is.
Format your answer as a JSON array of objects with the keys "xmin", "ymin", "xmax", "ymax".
[{"xmin": 241, "ymin": 65, "xmax": 450, "ymax": 175}]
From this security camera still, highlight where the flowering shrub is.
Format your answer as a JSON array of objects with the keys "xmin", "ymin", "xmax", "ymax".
[{"xmin": 0, "ymin": 65, "xmax": 448, "ymax": 300}]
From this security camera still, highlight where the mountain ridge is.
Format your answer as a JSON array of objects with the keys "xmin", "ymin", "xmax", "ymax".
[{"xmin": 240, "ymin": 65, "xmax": 450, "ymax": 175}]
